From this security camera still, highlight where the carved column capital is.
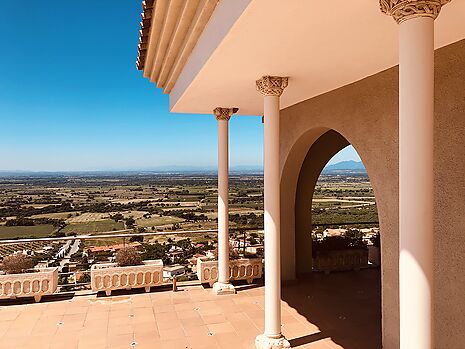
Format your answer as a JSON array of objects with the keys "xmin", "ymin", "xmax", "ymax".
[
  {"xmin": 380, "ymin": 0, "xmax": 451, "ymax": 23},
  {"xmin": 256, "ymin": 76, "xmax": 289, "ymax": 97},
  {"xmin": 213, "ymin": 107, "xmax": 238, "ymax": 121}
]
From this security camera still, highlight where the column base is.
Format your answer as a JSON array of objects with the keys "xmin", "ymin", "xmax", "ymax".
[
  {"xmin": 255, "ymin": 334, "xmax": 291, "ymax": 349},
  {"xmin": 212, "ymin": 282, "xmax": 236, "ymax": 295}
]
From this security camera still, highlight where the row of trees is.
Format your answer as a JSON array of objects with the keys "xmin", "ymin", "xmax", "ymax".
[{"xmin": 5, "ymin": 217, "xmax": 65, "ymax": 228}]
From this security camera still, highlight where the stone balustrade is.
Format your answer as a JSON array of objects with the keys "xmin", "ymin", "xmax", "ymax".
[
  {"xmin": 91, "ymin": 259, "xmax": 163, "ymax": 296},
  {"xmin": 0, "ymin": 267, "xmax": 58, "ymax": 302},
  {"xmin": 197, "ymin": 258, "xmax": 263, "ymax": 287},
  {"xmin": 313, "ymin": 249, "xmax": 369, "ymax": 274}
]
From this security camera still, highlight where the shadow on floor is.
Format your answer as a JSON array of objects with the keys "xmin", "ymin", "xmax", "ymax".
[
  {"xmin": 282, "ymin": 268, "xmax": 382, "ymax": 349},
  {"xmin": 0, "ymin": 292, "xmax": 75, "ymax": 305}
]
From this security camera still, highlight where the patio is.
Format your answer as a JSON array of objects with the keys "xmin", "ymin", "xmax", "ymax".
[{"xmin": 0, "ymin": 269, "xmax": 380, "ymax": 349}]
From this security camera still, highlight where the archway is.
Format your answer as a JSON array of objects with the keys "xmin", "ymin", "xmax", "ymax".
[
  {"xmin": 295, "ymin": 130, "xmax": 350, "ymax": 274},
  {"xmin": 282, "ymin": 129, "xmax": 382, "ymax": 348}
]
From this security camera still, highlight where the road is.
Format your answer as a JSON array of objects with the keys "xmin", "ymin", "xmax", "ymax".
[{"xmin": 59, "ymin": 239, "xmax": 81, "ymax": 270}]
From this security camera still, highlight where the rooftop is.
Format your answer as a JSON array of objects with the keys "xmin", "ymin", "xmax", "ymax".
[{"xmin": 0, "ymin": 269, "xmax": 380, "ymax": 349}]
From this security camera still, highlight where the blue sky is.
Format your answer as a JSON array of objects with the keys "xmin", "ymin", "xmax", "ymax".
[{"xmin": 0, "ymin": 1, "xmax": 359, "ymax": 172}]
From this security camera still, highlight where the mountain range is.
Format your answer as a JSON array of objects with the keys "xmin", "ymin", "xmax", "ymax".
[{"xmin": 323, "ymin": 160, "xmax": 366, "ymax": 173}]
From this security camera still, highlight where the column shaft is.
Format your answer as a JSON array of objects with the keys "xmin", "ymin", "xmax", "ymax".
[
  {"xmin": 399, "ymin": 16, "xmax": 434, "ymax": 348},
  {"xmin": 263, "ymin": 95, "xmax": 282, "ymax": 338},
  {"xmin": 217, "ymin": 119, "xmax": 230, "ymax": 285}
]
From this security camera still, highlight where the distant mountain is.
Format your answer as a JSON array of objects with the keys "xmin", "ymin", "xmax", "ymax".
[
  {"xmin": 323, "ymin": 160, "xmax": 366, "ymax": 173},
  {"xmin": 0, "ymin": 165, "xmax": 264, "ymax": 177}
]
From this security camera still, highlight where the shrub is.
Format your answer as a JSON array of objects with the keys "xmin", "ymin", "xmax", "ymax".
[
  {"xmin": 371, "ymin": 233, "xmax": 381, "ymax": 248},
  {"xmin": 312, "ymin": 236, "xmax": 367, "ymax": 254},
  {"xmin": 1, "ymin": 254, "xmax": 34, "ymax": 274},
  {"xmin": 115, "ymin": 247, "xmax": 142, "ymax": 267}
]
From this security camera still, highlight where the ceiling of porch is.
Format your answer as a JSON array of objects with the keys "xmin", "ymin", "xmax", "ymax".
[{"xmin": 165, "ymin": 0, "xmax": 465, "ymax": 116}]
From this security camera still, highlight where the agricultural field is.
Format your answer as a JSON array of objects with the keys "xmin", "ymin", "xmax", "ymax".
[
  {"xmin": 0, "ymin": 224, "xmax": 56, "ymax": 239},
  {"xmin": 62, "ymin": 220, "xmax": 125, "ymax": 234},
  {"xmin": 66, "ymin": 212, "xmax": 108, "ymax": 223},
  {"xmin": 0, "ymin": 170, "xmax": 378, "ymax": 244},
  {"xmin": 312, "ymin": 174, "xmax": 379, "ymax": 228},
  {"xmin": 135, "ymin": 215, "xmax": 184, "ymax": 228}
]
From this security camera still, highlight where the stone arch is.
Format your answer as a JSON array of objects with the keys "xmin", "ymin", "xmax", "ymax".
[
  {"xmin": 277, "ymin": 67, "xmax": 400, "ymax": 347},
  {"xmin": 281, "ymin": 126, "xmax": 386, "ymax": 275},
  {"xmin": 280, "ymin": 122, "xmax": 395, "ymax": 347}
]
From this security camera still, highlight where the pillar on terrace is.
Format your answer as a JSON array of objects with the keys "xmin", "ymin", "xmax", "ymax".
[
  {"xmin": 380, "ymin": 1, "xmax": 451, "ymax": 348},
  {"xmin": 212, "ymin": 107, "xmax": 238, "ymax": 295},
  {"xmin": 255, "ymin": 76, "xmax": 290, "ymax": 349}
]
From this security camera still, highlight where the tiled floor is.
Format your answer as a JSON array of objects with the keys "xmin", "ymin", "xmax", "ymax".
[{"xmin": 0, "ymin": 269, "xmax": 381, "ymax": 349}]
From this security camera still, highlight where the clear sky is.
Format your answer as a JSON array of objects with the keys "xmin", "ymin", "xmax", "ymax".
[{"xmin": 0, "ymin": 1, "xmax": 360, "ymax": 172}]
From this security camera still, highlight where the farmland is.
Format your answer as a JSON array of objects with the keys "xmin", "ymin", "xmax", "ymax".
[
  {"xmin": 0, "ymin": 170, "xmax": 380, "ymax": 286},
  {"xmin": 0, "ymin": 224, "xmax": 56, "ymax": 239},
  {"xmin": 61, "ymin": 220, "xmax": 125, "ymax": 234},
  {"xmin": 0, "ymin": 171, "xmax": 379, "ymax": 247}
]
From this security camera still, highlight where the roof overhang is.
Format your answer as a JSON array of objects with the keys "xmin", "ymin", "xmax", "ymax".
[{"xmin": 140, "ymin": 0, "xmax": 465, "ymax": 116}]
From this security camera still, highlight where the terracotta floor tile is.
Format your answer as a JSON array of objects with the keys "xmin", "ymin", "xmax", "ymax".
[
  {"xmin": 153, "ymin": 304, "xmax": 175, "ymax": 314},
  {"xmin": 157, "ymin": 318, "xmax": 182, "ymax": 330},
  {"xmin": 183, "ymin": 324, "xmax": 209, "ymax": 337},
  {"xmin": 160, "ymin": 338, "xmax": 190, "ymax": 349},
  {"xmin": 214, "ymin": 332, "xmax": 245, "ymax": 349},
  {"xmin": 178, "ymin": 309, "xmax": 201, "ymax": 320},
  {"xmin": 158, "ymin": 326, "xmax": 185, "ymax": 340},
  {"xmin": 207, "ymin": 322, "xmax": 236, "ymax": 334},
  {"xmin": 105, "ymin": 333, "xmax": 134, "ymax": 349},
  {"xmin": 185, "ymin": 334, "xmax": 220, "ymax": 349},
  {"xmin": 107, "ymin": 324, "xmax": 134, "ymax": 336},
  {"xmin": 201, "ymin": 314, "xmax": 227, "ymax": 324}
]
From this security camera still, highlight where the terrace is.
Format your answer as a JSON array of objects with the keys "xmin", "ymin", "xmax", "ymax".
[
  {"xmin": 1, "ymin": 0, "xmax": 465, "ymax": 348},
  {"xmin": 0, "ymin": 269, "xmax": 380, "ymax": 349},
  {"xmin": 134, "ymin": 0, "xmax": 465, "ymax": 347}
]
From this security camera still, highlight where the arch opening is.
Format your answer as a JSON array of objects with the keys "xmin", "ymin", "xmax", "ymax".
[{"xmin": 283, "ymin": 129, "xmax": 382, "ymax": 348}]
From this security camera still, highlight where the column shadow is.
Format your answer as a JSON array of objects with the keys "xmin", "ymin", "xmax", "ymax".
[{"xmin": 281, "ymin": 268, "xmax": 382, "ymax": 348}]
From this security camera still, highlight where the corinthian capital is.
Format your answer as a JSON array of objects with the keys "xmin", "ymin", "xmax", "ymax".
[
  {"xmin": 213, "ymin": 107, "xmax": 238, "ymax": 121},
  {"xmin": 380, "ymin": 0, "xmax": 451, "ymax": 23},
  {"xmin": 256, "ymin": 76, "xmax": 289, "ymax": 97}
]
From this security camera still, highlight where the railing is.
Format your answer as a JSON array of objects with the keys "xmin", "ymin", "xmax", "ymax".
[{"xmin": 0, "ymin": 227, "xmax": 264, "ymax": 299}]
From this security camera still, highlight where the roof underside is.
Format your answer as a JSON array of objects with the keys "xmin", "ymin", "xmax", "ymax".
[
  {"xmin": 139, "ymin": 0, "xmax": 465, "ymax": 116},
  {"xmin": 137, "ymin": 0, "xmax": 219, "ymax": 94}
]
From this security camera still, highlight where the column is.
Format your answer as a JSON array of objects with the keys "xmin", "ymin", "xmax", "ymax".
[
  {"xmin": 255, "ymin": 76, "xmax": 290, "ymax": 349},
  {"xmin": 212, "ymin": 107, "xmax": 238, "ymax": 295},
  {"xmin": 380, "ymin": 1, "xmax": 450, "ymax": 347}
]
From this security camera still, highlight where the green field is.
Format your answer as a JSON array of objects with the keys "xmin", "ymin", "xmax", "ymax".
[
  {"xmin": 31, "ymin": 211, "xmax": 78, "ymax": 220},
  {"xmin": 62, "ymin": 220, "xmax": 125, "ymax": 234},
  {"xmin": 136, "ymin": 215, "xmax": 184, "ymax": 228},
  {"xmin": 0, "ymin": 224, "xmax": 56, "ymax": 240}
]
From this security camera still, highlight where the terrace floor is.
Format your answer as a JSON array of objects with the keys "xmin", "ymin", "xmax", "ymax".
[{"xmin": 0, "ymin": 269, "xmax": 381, "ymax": 349}]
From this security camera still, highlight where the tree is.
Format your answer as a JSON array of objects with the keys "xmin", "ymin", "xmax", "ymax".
[
  {"xmin": 143, "ymin": 242, "xmax": 170, "ymax": 264},
  {"xmin": 176, "ymin": 238, "xmax": 194, "ymax": 258},
  {"xmin": 111, "ymin": 213, "xmax": 124, "ymax": 222},
  {"xmin": 130, "ymin": 235, "xmax": 144, "ymax": 243},
  {"xmin": 125, "ymin": 217, "xmax": 136, "ymax": 228}
]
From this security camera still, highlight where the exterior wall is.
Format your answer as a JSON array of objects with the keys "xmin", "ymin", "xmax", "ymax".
[
  {"xmin": 279, "ymin": 39, "xmax": 465, "ymax": 349},
  {"xmin": 433, "ymin": 40, "xmax": 465, "ymax": 349}
]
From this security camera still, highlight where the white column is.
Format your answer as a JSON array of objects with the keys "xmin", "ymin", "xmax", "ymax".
[
  {"xmin": 255, "ymin": 76, "xmax": 290, "ymax": 349},
  {"xmin": 380, "ymin": 1, "xmax": 450, "ymax": 347},
  {"xmin": 213, "ymin": 107, "xmax": 237, "ymax": 295},
  {"xmin": 399, "ymin": 16, "xmax": 434, "ymax": 348}
]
